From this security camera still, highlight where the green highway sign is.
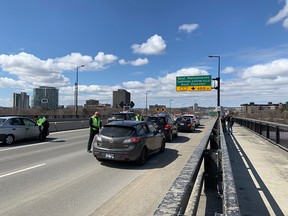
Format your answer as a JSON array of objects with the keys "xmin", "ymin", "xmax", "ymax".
[{"xmin": 176, "ymin": 75, "xmax": 212, "ymax": 91}]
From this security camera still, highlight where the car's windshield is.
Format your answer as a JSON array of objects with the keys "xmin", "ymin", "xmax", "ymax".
[{"xmin": 101, "ymin": 126, "xmax": 134, "ymax": 137}]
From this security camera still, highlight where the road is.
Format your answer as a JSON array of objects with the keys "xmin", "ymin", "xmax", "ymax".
[{"xmin": 0, "ymin": 119, "xmax": 213, "ymax": 216}]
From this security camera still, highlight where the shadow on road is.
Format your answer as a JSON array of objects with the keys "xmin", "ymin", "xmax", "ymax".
[
  {"xmin": 99, "ymin": 148, "xmax": 179, "ymax": 170},
  {"xmin": 225, "ymin": 133, "xmax": 284, "ymax": 216}
]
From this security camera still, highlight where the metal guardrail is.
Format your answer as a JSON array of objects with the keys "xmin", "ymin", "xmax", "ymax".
[
  {"xmin": 154, "ymin": 118, "xmax": 240, "ymax": 216},
  {"xmin": 235, "ymin": 117, "xmax": 288, "ymax": 151}
]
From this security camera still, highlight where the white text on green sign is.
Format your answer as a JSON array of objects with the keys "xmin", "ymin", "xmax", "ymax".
[{"xmin": 176, "ymin": 75, "xmax": 212, "ymax": 86}]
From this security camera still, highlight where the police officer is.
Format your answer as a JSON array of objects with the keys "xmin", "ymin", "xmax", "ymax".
[
  {"xmin": 87, "ymin": 111, "xmax": 102, "ymax": 153},
  {"xmin": 34, "ymin": 115, "xmax": 50, "ymax": 141},
  {"xmin": 136, "ymin": 114, "xmax": 144, "ymax": 121}
]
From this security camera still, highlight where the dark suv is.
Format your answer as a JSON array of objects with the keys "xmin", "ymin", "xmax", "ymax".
[
  {"xmin": 107, "ymin": 112, "xmax": 136, "ymax": 123},
  {"xmin": 147, "ymin": 114, "xmax": 178, "ymax": 142}
]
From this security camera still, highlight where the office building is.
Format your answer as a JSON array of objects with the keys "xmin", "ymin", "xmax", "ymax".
[
  {"xmin": 113, "ymin": 89, "xmax": 131, "ymax": 108},
  {"xmin": 32, "ymin": 86, "xmax": 59, "ymax": 110},
  {"xmin": 13, "ymin": 92, "xmax": 29, "ymax": 110}
]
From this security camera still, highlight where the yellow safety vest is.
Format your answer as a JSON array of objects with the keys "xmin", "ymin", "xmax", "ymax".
[{"xmin": 91, "ymin": 116, "xmax": 101, "ymax": 130}]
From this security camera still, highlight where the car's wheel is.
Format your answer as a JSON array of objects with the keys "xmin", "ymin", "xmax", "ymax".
[
  {"xmin": 167, "ymin": 132, "xmax": 173, "ymax": 142},
  {"xmin": 137, "ymin": 147, "xmax": 148, "ymax": 165},
  {"xmin": 174, "ymin": 129, "xmax": 178, "ymax": 138},
  {"xmin": 95, "ymin": 157, "xmax": 103, "ymax": 162},
  {"xmin": 160, "ymin": 140, "xmax": 166, "ymax": 152},
  {"xmin": 4, "ymin": 135, "xmax": 14, "ymax": 145}
]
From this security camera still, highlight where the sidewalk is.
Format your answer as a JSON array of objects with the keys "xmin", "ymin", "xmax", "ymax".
[{"xmin": 225, "ymin": 124, "xmax": 288, "ymax": 216}]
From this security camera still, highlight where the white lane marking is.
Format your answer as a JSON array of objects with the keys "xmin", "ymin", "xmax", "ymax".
[{"xmin": 0, "ymin": 163, "xmax": 45, "ymax": 179}]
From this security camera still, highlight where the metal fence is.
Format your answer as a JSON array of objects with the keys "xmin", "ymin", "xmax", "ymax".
[{"xmin": 234, "ymin": 117, "xmax": 288, "ymax": 151}]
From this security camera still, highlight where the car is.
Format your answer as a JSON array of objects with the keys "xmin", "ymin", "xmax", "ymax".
[
  {"xmin": 147, "ymin": 114, "xmax": 178, "ymax": 142},
  {"xmin": 182, "ymin": 114, "xmax": 200, "ymax": 127},
  {"xmin": 92, "ymin": 120, "xmax": 165, "ymax": 165},
  {"xmin": 175, "ymin": 116, "xmax": 195, "ymax": 132},
  {"xmin": 107, "ymin": 111, "xmax": 137, "ymax": 123},
  {"xmin": 0, "ymin": 116, "xmax": 41, "ymax": 145}
]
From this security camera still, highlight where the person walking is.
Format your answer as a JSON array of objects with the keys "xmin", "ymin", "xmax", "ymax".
[
  {"xmin": 87, "ymin": 111, "xmax": 102, "ymax": 153},
  {"xmin": 226, "ymin": 115, "xmax": 234, "ymax": 135}
]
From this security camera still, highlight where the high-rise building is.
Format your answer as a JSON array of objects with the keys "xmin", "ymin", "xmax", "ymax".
[
  {"xmin": 193, "ymin": 103, "xmax": 199, "ymax": 111},
  {"xmin": 32, "ymin": 86, "xmax": 59, "ymax": 110},
  {"xmin": 13, "ymin": 92, "xmax": 30, "ymax": 110},
  {"xmin": 113, "ymin": 89, "xmax": 131, "ymax": 108}
]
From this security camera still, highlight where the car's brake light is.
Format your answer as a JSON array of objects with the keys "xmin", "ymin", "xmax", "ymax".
[
  {"xmin": 124, "ymin": 137, "xmax": 141, "ymax": 143},
  {"xmin": 164, "ymin": 124, "xmax": 170, "ymax": 130},
  {"xmin": 187, "ymin": 123, "xmax": 191, "ymax": 127}
]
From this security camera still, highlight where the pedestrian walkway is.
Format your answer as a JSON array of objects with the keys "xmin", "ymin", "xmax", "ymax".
[{"xmin": 225, "ymin": 123, "xmax": 288, "ymax": 216}]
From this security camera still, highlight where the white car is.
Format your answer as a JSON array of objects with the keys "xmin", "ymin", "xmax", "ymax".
[
  {"xmin": 0, "ymin": 116, "xmax": 41, "ymax": 145},
  {"xmin": 182, "ymin": 114, "xmax": 200, "ymax": 127}
]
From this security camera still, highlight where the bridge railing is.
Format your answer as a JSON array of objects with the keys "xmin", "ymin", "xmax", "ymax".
[
  {"xmin": 154, "ymin": 118, "xmax": 240, "ymax": 216},
  {"xmin": 234, "ymin": 117, "xmax": 288, "ymax": 151}
]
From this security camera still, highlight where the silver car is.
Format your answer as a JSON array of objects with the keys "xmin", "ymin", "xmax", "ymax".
[
  {"xmin": 0, "ymin": 116, "xmax": 40, "ymax": 145},
  {"xmin": 182, "ymin": 114, "xmax": 200, "ymax": 127}
]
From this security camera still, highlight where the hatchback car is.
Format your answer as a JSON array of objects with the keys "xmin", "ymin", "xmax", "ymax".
[
  {"xmin": 182, "ymin": 114, "xmax": 200, "ymax": 128},
  {"xmin": 147, "ymin": 114, "xmax": 178, "ymax": 142},
  {"xmin": 0, "ymin": 116, "xmax": 41, "ymax": 145},
  {"xmin": 93, "ymin": 120, "xmax": 165, "ymax": 165},
  {"xmin": 175, "ymin": 116, "xmax": 195, "ymax": 132}
]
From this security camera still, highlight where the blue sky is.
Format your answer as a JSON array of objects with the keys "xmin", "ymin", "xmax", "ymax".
[{"xmin": 1, "ymin": 0, "xmax": 288, "ymax": 109}]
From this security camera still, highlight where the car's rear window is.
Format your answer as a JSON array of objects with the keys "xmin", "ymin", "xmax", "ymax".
[
  {"xmin": 110, "ymin": 114, "xmax": 126, "ymax": 120},
  {"xmin": 101, "ymin": 126, "xmax": 134, "ymax": 137},
  {"xmin": 147, "ymin": 117, "xmax": 165, "ymax": 124}
]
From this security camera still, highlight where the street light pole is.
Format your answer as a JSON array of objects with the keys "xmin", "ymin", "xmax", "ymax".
[
  {"xmin": 146, "ymin": 90, "xmax": 151, "ymax": 117},
  {"xmin": 208, "ymin": 55, "xmax": 221, "ymax": 117},
  {"xmin": 75, "ymin": 64, "xmax": 85, "ymax": 117}
]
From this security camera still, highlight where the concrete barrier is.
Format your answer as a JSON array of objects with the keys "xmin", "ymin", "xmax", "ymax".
[{"xmin": 49, "ymin": 120, "xmax": 89, "ymax": 132}]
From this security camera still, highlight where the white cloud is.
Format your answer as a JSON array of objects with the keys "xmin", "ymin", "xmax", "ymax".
[
  {"xmin": 222, "ymin": 67, "xmax": 236, "ymax": 74},
  {"xmin": 178, "ymin": 23, "xmax": 199, "ymax": 33},
  {"xmin": 94, "ymin": 52, "xmax": 118, "ymax": 65},
  {"xmin": 0, "ymin": 51, "xmax": 120, "ymax": 90},
  {"xmin": 119, "ymin": 58, "xmax": 149, "ymax": 66},
  {"xmin": 123, "ymin": 81, "xmax": 144, "ymax": 88},
  {"xmin": 239, "ymin": 59, "xmax": 288, "ymax": 79},
  {"xmin": 283, "ymin": 17, "xmax": 288, "ymax": 29},
  {"xmin": 130, "ymin": 58, "xmax": 149, "ymax": 66},
  {"xmin": 267, "ymin": 0, "xmax": 288, "ymax": 29},
  {"xmin": 131, "ymin": 34, "xmax": 166, "ymax": 55}
]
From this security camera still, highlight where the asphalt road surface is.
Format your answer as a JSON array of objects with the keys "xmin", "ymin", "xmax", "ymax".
[{"xmin": 0, "ymin": 119, "xmax": 213, "ymax": 216}]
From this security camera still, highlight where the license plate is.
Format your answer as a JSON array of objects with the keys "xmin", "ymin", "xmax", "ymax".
[
  {"xmin": 105, "ymin": 153, "xmax": 115, "ymax": 159},
  {"xmin": 180, "ymin": 123, "xmax": 184, "ymax": 125}
]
